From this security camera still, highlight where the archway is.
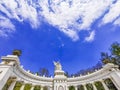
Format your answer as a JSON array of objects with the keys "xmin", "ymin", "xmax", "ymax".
[{"xmin": 58, "ymin": 86, "xmax": 64, "ymax": 90}]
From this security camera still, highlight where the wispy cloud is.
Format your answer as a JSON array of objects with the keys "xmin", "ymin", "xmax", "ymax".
[
  {"xmin": 0, "ymin": 15, "xmax": 15, "ymax": 37},
  {"xmin": 85, "ymin": 31, "xmax": 95, "ymax": 42},
  {"xmin": 102, "ymin": 0, "xmax": 120, "ymax": 24},
  {"xmin": 0, "ymin": 0, "xmax": 39, "ymax": 28},
  {"xmin": 0, "ymin": 0, "xmax": 119, "ymax": 41},
  {"xmin": 39, "ymin": 0, "xmax": 113, "ymax": 40},
  {"xmin": 114, "ymin": 17, "xmax": 120, "ymax": 26}
]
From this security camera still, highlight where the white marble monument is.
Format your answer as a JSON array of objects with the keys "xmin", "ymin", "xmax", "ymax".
[{"xmin": 0, "ymin": 54, "xmax": 120, "ymax": 90}]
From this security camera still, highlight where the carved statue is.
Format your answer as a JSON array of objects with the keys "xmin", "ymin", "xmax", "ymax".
[{"xmin": 53, "ymin": 61, "xmax": 62, "ymax": 70}]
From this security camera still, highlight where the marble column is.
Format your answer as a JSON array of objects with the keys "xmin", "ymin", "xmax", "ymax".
[
  {"xmin": 20, "ymin": 84, "xmax": 25, "ymax": 90},
  {"xmin": 110, "ymin": 71, "xmax": 120, "ymax": 89},
  {"xmin": 8, "ymin": 80, "xmax": 16, "ymax": 90},
  {"xmin": 41, "ymin": 86, "xmax": 44, "ymax": 90},
  {"xmin": 92, "ymin": 83, "xmax": 97, "ymax": 90},
  {"xmin": 31, "ymin": 85, "xmax": 34, "ymax": 90},
  {"xmin": 101, "ymin": 80, "xmax": 109, "ymax": 90},
  {"xmin": 75, "ymin": 86, "xmax": 77, "ymax": 90},
  {"xmin": 83, "ymin": 84, "xmax": 87, "ymax": 90}
]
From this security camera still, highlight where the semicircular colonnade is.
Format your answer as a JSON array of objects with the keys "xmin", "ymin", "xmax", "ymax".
[{"xmin": 0, "ymin": 54, "xmax": 120, "ymax": 90}]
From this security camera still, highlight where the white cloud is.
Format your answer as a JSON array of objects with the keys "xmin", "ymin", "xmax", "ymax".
[
  {"xmin": 0, "ymin": 0, "xmax": 39, "ymax": 28},
  {"xmin": 60, "ymin": 28, "xmax": 79, "ymax": 41},
  {"xmin": 114, "ymin": 17, "xmax": 120, "ymax": 26},
  {"xmin": 102, "ymin": 0, "xmax": 120, "ymax": 24},
  {"xmin": 0, "ymin": 0, "xmax": 119, "ymax": 41},
  {"xmin": 39, "ymin": 0, "xmax": 114, "ymax": 40},
  {"xmin": 0, "ymin": 16, "xmax": 15, "ymax": 37},
  {"xmin": 85, "ymin": 31, "xmax": 95, "ymax": 42}
]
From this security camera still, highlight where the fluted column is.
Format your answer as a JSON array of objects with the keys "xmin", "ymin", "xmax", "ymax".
[
  {"xmin": 92, "ymin": 83, "xmax": 97, "ymax": 90},
  {"xmin": 83, "ymin": 84, "xmax": 87, "ymax": 90},
  {"xmin": 101, "ymin": 80, "xmax": 109, "ymax": 90},
  {"xmin": 20, "ymin": 84, "xmax": 25, "ymax": 90},
  {"xmin": 8, "ymin": 80, "xmax": 16, "ymax": 90},
  {"xmin": 31, "ymin": 85, "xmax": 34, "ymax": 90}
]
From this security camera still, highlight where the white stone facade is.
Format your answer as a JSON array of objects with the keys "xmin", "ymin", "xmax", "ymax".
[{"xmin": 0, "ymin": 55, "xmax": 120, "ymax": 90}]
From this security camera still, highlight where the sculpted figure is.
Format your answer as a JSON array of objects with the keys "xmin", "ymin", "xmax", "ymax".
[{"xmin": 53, "ymin": 61, "xmax": 62, "ymax": 70}]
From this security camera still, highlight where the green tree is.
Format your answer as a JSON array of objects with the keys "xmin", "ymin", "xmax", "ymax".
[
  {"xmin": 104, "ymin": 78, "xmax": 117, "ymax": 90},
  {"xmin": 94, "ymin": 81, "xmax": 105, "ymax": 90},
  {"xmin": 69, "ymin": 86, "xmax": 75, "ymax": 90},
  {"xmin": 39, "ymin": 68, "xmax": 50, "ymax": 77},
  {"xmin": 110, "ymin": 42, "xmax": 120, "ymax": 65},
  {"xmin": 100, "ymin": 52, "xmax": 112, "ymax": 64},
  {"xmin": 34, "ymin": 85, "xmax": 41, "ymax": 90},
  {"xmin": 2, "ymin": 78, "xmax": 14, "ymax": 90},
  {"xmin": 24, "ymin": 84, "xmax": 32, "ymax": 90},
  {"xmin": 13, "ymin": 81, "xmax": 22, "ymax": 90},
  {"xmin": 77, "ymin": 85, "xmax": 84, "ymax": 90},
  {"xmin": 111, "ymin": 42, "xmax": 120, "ymax": 56},
  {"xmin": 86, "ymin": 83, "xmax": 93, "ymax": 90},
  {"xmin": 100, "ymin": 42, "xmax": 120, "ymax": 67}
]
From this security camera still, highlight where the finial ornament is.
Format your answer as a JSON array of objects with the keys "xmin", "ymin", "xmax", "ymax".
[{"xmin": 53, "ymin": 61, "xmax": 62, "ymax": 70}]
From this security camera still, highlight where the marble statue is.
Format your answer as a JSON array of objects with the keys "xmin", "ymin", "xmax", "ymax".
[{"xmin": 53, "ymin": 61, "xmax": 62, "ymax": 70}]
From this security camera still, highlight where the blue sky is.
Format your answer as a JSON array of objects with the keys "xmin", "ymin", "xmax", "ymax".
[{"xmin": 0, "ymin": 0, "xmax": 120, "ymax": 75}]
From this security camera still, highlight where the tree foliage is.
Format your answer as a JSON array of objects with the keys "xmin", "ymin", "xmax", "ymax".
[
  {"xmin": 66, "ymin": 61, "xmax": 102, "ymax": 77},
  {"xmin": 104, "ymin": 78, "xmax": 117, "ymax": 90},
  {"xmin": 13, "ymin": 81, "xmax": 22, "ymax": 90},
  {"xmin": 101, "ymin": 42, "xmax": 120, "ymax": 66},
  {"xmin": 34, "ymin": 85, "xmax": 41, "ymax": 90},
  {"xmin": 94, "ymin": 81, "xmax": 105, "ymax": 90},
  {"xmin": 2, "ymin": 78, "xmax": 14, "ymax": 90},
  {"xmin": 86, "ymin": 83, "xmax": 93, "ymax": 90},
  {"xmin": 69, "ymin": 86, "xmax": 75, "ymax": 90},
  {"xmin": 77, "ymin": 85, "xmax": 84, "ymax": 90},
  {"xmin": 24, "ymin": 84, "xmax": 32, "ymax": 90},
  {"xmin": 38, "ymin": 68, "xmax": 50, "ymax": 77},
  {"xmin": 111, "ymin": 42, "xmax": 120, "ymax": 56}
]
